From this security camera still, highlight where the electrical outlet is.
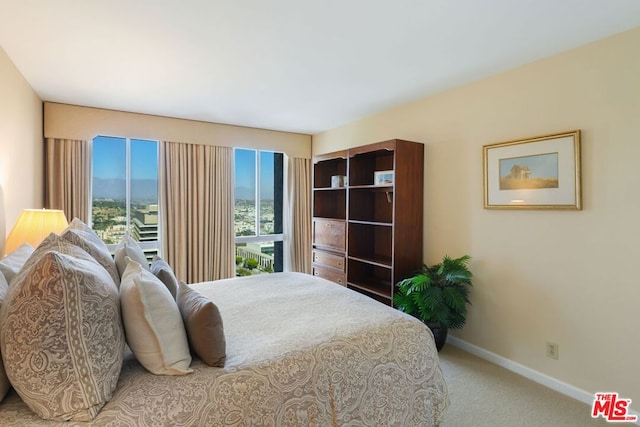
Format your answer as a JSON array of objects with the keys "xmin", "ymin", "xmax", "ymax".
[{"xmin": 546, "ymin": 342, "xmax": 559, "ymax": 360}]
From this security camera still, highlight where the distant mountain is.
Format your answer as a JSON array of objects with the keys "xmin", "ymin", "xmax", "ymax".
[
  {"xmin": 235, "ymin": 186, "xmax": 254, "ymax": 201},
  {"xmin": 95, "ymin": 178, "xmax": 273, "ymax": 202},
  {"xmin": 93, "ymin": 178, "xmax": 158, "ymax": 202}
]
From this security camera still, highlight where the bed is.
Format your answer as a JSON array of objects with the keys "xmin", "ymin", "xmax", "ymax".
[{"xmin": 0, "ymin": 270, "xmax": 448, "ymax": 426}]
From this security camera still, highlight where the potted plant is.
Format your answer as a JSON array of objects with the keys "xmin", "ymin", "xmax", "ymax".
[{"xmin": 393, "ymin": 255, "xmax": 472, "ymax": 351}]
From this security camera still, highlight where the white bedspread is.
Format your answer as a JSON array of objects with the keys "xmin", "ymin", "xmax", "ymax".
[{"xmin": 0, "ymin": 272, "xmax": 448, "ymax": 426}]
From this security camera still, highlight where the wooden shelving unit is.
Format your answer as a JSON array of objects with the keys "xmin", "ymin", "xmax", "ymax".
[{"xmin": 311, "ymin": 139, "xmax": 424, "ymax": 306}]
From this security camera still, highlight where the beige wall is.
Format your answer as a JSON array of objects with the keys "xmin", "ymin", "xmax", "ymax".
[
  {"xmin": 0, "ymin": 47, "xmax": 43, "ymax": 255},
  {"xmin": 45, "ymin": 103, "xmax": 311, "ymax": 159},
  {"xmin": 313, "ymin": 27, "xmax": 640, "ymax": 404}
]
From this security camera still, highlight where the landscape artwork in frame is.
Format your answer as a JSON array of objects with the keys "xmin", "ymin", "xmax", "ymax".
[
  {"xmin": 374, "ymin": 170, "xmax": 394, "ymax": 186},
  {"xmin": 483, "ymin": 130, "xmax": 581, "ymax": 210}
]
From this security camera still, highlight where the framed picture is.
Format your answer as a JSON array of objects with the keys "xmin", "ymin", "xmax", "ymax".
[
  {"xmin": 374, "ymin": 170, "xmax": 394, "ymax": 186},
  {"xmin": 483, "ymin": 130, "xmax": 582, "ymax": 210}
]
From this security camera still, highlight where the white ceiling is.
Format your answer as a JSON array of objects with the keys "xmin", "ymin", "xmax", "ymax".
[{"xmin": 1, "ymin": 1, "xmax": 640, "ymax": 135}]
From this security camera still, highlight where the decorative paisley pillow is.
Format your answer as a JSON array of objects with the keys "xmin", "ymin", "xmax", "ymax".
[
  {"xmin": 0, "ymin": 247, "xmax": 124, "ymax": 421},
  {"xmin": 20, "ymin": 233, "xmax": 84, "ymax": 273},
  {"xmin": 61, "ymin": 217, "xmax": 120, "ymax": 287}
]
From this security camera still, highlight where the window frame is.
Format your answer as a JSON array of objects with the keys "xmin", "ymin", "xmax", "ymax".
[
  {"xmin": 234, "ymin": 148, "xmax": 284, "ymax": 245},
  {"xmin": 234, "ymin": 148, "xmax": 285, "ymax": 274},
  {"xmin": 90, "ymin": 135, "xmax": 160, "ymax": 254}
]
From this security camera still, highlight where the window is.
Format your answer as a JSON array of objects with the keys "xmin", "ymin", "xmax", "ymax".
[
  {"xmin": 234, "ymin": 149, "xmax": 284, "ymax": 275},
  {"xmin": 91, "ymin": 136, "xmax": 159, "ymax": 259}
]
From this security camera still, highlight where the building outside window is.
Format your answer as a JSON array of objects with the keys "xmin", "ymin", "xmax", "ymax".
[
  {"xmin": 91, "ymin": 136, "xmax": 159, "ymax": 260},
  {"xmin": 234, "ymin": 149, "xmax": 284, "ymax": 275}
]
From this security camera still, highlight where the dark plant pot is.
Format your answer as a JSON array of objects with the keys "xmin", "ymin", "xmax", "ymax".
[{"xmin": 426, "ymin": 323, "xmax": 448, "ymax": 352}]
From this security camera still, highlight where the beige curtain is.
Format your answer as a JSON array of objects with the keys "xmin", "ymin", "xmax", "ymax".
[
  {"xmin": 45, "ymin": 138, "xmax": 91, "ymax": 223},
  {"xmin": 285, "ymin": 157, "xmax": 312, "ymax": 273},
  {"xmin": 160, "ymin": 141, "xmax": 234, "ymax": 283}
]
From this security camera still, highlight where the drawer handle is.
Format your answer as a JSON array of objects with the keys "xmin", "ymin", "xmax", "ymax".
[
  {"xmin": 325, "ymin": 223, "xmax": 333, "ymax": 227},
  {"xmin": 337, "ymin": 279, "xmax": 343, "ymax": 284},
  {"xmin": 336, "ymin": 261, "xmax": 343, "ymax": 267},
  {"xmin": 314, "ymin": 271, "xmax": 319, "ymax": 276},
  {"xmin": 314, "ymin": 256, "xmax": 319, "ymax": 261}
]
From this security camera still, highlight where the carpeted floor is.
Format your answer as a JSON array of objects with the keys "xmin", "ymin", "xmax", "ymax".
[{"xmin": 437, "ymin": 345, "xmax": 610, "ymax": 427}]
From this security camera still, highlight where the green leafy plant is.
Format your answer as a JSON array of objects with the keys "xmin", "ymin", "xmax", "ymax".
[
  {"xmin": 394, "ymin": 255, "xmax": 472, "ymax": 330},
  {"xmin": 243, "ymin": 258, "xmax": 259, "ymax": 270},
  {"xmin": 236, "ymin": 267, "xmax": 252, "ymax": 277}
]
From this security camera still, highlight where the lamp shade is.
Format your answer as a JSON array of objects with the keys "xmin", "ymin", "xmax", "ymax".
[{"xmin": 5, "ymin": 209, "xmax": 69, "ymax": 254}]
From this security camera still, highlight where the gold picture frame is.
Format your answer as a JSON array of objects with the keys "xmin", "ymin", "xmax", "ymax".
[{"xmin": 483, "ymin": 130, "xmax": 582, "ymax": 210}]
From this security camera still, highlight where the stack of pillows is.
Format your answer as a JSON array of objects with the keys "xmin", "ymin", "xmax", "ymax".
[{"xmin": 0, "ymin": 218, "xmax": 225, "ymax": 422}]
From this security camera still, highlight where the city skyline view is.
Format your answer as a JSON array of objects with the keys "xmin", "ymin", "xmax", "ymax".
[{"xmin": 91, "ymin": 138, "xmax": 281, "ymax": 274}]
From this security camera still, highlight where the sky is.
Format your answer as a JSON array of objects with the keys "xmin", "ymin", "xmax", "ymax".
[
  {"xmin": 93, "ymin": 137, "xmax": 277, "ymax": 200},
  {"xmin": 93, "ymin": 136, "xmax": 158, "ymax": 180},
  {"xmin": 234, "ymin": 149, "xmax": 276, "ymax": 200}
]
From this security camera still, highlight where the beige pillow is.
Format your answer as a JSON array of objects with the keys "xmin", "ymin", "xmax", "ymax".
[
  {"xmin": 0, "ymin": 243, "xmax": 34, "ymax": 284},
  {"xmin": 61, "ymin": 217, "xmax": 120, "ymax": 287},
  {"xmin": 114, "ymin": 234, "xmax": 149, "ymax": 277},
  {"xmin": 120, "ymin": 260, "xmax": 192, "ymax": 375},
  {"xmin": 150, "ymin": 256, "xmax": 178, "ymax": 299},
  {"xmin": 0, "ymin": 248, "xmax": 124, "ymax": 421},
  {"xmin": 177, "ymin": 282, "xmax": 226, "ymax": 367}
]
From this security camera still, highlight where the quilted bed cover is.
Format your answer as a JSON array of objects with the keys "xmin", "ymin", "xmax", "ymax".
[{"xmin": 0, "ymin": 272, "xmax": 448, "ymax": 426}]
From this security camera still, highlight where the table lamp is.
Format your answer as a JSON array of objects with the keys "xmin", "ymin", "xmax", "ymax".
[{"xmin": 4, "ymin": 209, "xmax": 69, "ymax": 254}]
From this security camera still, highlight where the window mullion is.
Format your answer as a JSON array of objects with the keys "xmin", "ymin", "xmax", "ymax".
[
  {"xmin": 255, "ymin": 150, "xmax": 260, "ymax": 237},
  {"xmin": 125, "ymin": 138, "xmax": 131, "ymax": 233}
]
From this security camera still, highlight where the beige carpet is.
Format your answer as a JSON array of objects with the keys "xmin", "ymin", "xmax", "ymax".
[{"xmin": 438, "ymin": 345, "xmax": 610, "ymax": 427}]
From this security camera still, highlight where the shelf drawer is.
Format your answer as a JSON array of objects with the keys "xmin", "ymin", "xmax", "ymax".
[
  {"xmin": 312, "ymin": 266, "xmax": 346, "ymax": 286},
  {"xmin": 312, "ymin": 218, "xmax": 346, "ymax": 251},
  {"xmin": 312, "ymin": 250, "xmax": 345, "ymax": 272}
]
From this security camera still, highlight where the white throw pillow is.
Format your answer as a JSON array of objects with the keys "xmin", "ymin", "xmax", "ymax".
[
  {"xmin": 120, "ymin": 260, "xmax": 192, "ymax": 375},
  {"xmin": 0, "ymin": 243, "xmax": 34, "ymax": 284},
  {"xmin": 114, "ymin": 234, "xmax": 149, "ymax": 278},
  {"xmin": 0, "ymin": 272, "xmax": 7, "ymax": 306}
]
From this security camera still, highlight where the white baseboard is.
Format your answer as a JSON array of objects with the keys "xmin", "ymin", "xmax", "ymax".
[{"xmin": 447, "ymin": 336, "xmax": 640, "ymax": 425}]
